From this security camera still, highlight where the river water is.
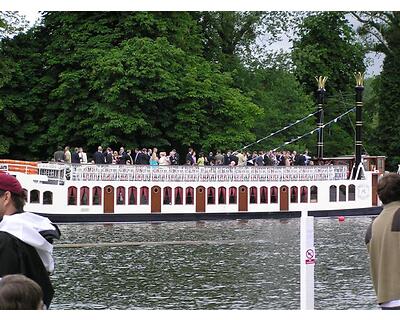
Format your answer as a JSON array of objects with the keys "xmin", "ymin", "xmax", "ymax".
[{"xmin": 49, "ymin": 216, "xmax": 378, "ymax": 310}]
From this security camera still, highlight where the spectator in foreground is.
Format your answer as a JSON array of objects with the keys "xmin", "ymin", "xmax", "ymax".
[
  {"xmin": 0, "ymin": 173, "xmax": 61, "ymax": 309},
  {"xmin": 365, "ymin": 173, "xmax": 400, "ymax": 309},
  {"xmin": 0, "ymin": 274, "xmax": 44, "ymax": 310}
]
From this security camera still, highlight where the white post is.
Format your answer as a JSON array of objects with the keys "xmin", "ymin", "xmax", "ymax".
[{"xmin": 300, "ymin": 210, "xmax": 315, "ymax": 310}]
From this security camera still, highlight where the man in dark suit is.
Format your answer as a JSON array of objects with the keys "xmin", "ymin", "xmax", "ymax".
[
  {"xmin": 71, "ymin": 147, "xmax": 80, "ymax": 164},
  {"xmin": 93, "ymin": 146, "xmax": 105, "ymax": 164},
  {"xmin": 105, "ymin": 147, "xmax": 113, "ymax": 164}
]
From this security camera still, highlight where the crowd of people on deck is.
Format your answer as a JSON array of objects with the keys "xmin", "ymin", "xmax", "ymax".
[{"xmin": 53, "ymin": 145, "xmax": 313, "ymax": 167}]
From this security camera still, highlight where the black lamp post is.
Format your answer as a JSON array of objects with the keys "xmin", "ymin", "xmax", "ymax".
[
  {"xmin": 315, "ymin": 76, "xmax": 327, "ymax": 160},
  {"xmin": 353, "ymin": 72, "xmax": 364, "ymax": 179}
]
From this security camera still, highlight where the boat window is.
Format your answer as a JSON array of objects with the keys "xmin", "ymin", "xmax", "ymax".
[
  {"xmin": 67, "ymin": 187, "xmax": 77, "ymax": 205},
  {"xmin": 229, "ymin": 187, "xmax": 237, "ymax": 204},
  {"xmin": 92, "ymin": 187, "xmax": 102, "ymax": 205},
  {"xmin": 270, "ymin": 186, "xmax": 278, "ymax": 203},
  {"xmin": 339, "ymin": 185, "xmax": 346, "ymax": 202},
  {"xmin": 140, "ymin": 187, "xmax": 149, "ymax": 205},
  {"xmin": 186, "ymin": 187, "xmax": 194, "ymax": 205},
  {"xmin": 348, "ymin": 184, "xmax": 356, "ymax": 201},
  {"xmin": 22, "ymin": 189, "xmax": 28, "ymax": 202},
  {"xmin": 128, "ymin": 187, "xmax": 137, "ymax": 205},
  {"xmin": 300, "ymin": 186, "xmax": 308, "ymax": 203},
  {"xmin": 43, "ymin": 191, "xmax": 53, "ymax": 205},
  {"xmin": 116, "ymin": 186, "xmax": 125, "ymax": 205},
  {"xmin": 290, "ymin": 186, "xmax": 298, "ymax": 203},
  {"xmin": 30, "ymin": 190, "xmax": 40, "ymax": 204},
  {"xmin": 218, "ymin": 187, "xmax": 226, "ymax": 204},
  {"xmin": 310, "ymin": 186, "xmax": 318, "ymax": 203},
  {"xmin": 163, "ymin": 187, "xmax": 172, "ymax": 205},
  {"xmin": 250, "ymin": 187, "xmax": 257, "ymax": 204},
  {"xmin": 80, "ymin": 187, "xmax": 90, "ymax": 205},
  {"xmin": 175, "ymin": 187, "xmax": 183, "ymax": 205},
  {"xmin": 378, "ymin": 158, "xmax": 384, "ymax": 171},
  {"xmin": 329, "ymin": 185, "xmax": 337, "ymax": 202},
  {"xmin": 207, "ymin": 187, "xmax": 215, "ymax": 204},
  {"xmin": 260, "ymin": 187, "xmax": 268, "ymax": 204}
]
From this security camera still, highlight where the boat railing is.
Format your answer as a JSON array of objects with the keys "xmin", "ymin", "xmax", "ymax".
[{"xmin": 36, "ymin": 163, "xmax": 350, "ymax": 182}]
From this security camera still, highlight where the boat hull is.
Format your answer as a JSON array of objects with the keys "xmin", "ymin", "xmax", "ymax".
[{"xmin": 37, "ymin": 206, "xmax": 382, "ymax": 224}]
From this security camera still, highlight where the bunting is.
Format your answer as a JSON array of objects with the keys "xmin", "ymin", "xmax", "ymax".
[
  {"xmin": 235, "ymin": 110, "xmax": 320, "ymax": 152},
  {"xmin": 272, "ymin": 107, "xmax": 356, "ymax": 151}
]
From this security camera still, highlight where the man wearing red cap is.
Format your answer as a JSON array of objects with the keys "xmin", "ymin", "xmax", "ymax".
[{"xmin": 0, "ymin": 172, "xmax": 60, "ymax": 309}]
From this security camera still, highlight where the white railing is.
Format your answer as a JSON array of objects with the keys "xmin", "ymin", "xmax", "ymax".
[{"xmin": 37, "ymin": 163, "xmax": 349, "ymax": 182}]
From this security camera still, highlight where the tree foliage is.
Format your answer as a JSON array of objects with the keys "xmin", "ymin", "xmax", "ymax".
[
  {"xmin": 291, "ymin": 12, "xmax": 366, "ymax": 157},
  {"xmin": 0, "ymin": 11, "xmax": 29, "ymax": 39},
  {"xmin": 3, "ymin": 11, "xmax": 391, "ymax": 165},
  {"xmin": 0, "ymin": 12, "xmax": 263, "ymax": 159},
  {"xmin": 352, "ymin": 12, "xmax": 400, "ymax": 170}
]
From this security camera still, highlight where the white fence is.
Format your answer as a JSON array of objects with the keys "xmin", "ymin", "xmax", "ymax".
[{"xmin": 38, "ymin": 163, "xmax": 349, "ymax": 182}]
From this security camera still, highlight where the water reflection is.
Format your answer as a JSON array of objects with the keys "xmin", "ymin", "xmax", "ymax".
[{"xmin": 50, "ymin": 217, "xmax": 377, "ymax": 310}]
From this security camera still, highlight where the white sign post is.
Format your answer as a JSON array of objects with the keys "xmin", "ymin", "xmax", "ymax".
[{"xmin": 300, "ymin": 210, "xmax": 315, "ymax": 310}]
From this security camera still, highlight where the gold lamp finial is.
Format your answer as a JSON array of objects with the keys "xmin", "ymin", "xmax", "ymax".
[
  {"xmin": 315, "ymin": 76, "xmax": 327, "ymax": 90},
  {"xmin": 354, "ymin": 72, "xmax": 365, "ymax": 87}
]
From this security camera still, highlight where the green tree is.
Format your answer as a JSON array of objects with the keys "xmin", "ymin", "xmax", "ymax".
[
  {"xmin": 352, "ymin": 12, "xmax": 400, "ymax": 170},
  {"xmin": 0, "ymin": 12, "xmax": 263, "ymax": 159},
  {"xmin": 239, "ymin": 67, "xmax": 315, "ymax": 153},
  {"xmin": 292, "ymin": 12, "xmax": 366, "ymax": 157},
  {"xmin": 0, "ymin": 11, "xmax": 29, "ymax": 39}
]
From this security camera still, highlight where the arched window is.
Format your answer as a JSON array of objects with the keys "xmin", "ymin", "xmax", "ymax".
[
  {"xmin": 175, "ymin": 187, "xmax": 183, "ymax": 205},
  {"xmin": 140, "ymin": 187, "xmax": 149, "ymax": 205},
  {"xmin": 116, "ymin": 186, "xmax": 125, "ymax": 205},
  {"xmin": 92, "ymin": 187, "xmax": 102, "ymax": 205},
  {"xmin": 310, "ymin": 186, "xmax": 318, "ymax": 203},
  {"xmin": 329, "ymin": 185, "xmax": 337, "ymax": 202},
  {"xmin": 300, "ymin": 186, "xmax": 308, "ymax": 203},
  {"xmin": 22, "ymin": 189, "xmax": 28, "ymax": 202},
  {"xmin": 43, "ymin": 191, "xmax": 53, "ymax": 205},
  {"xmin": 290, "ymin": 186, "xmax": 298, "ymax": 203},
  {"xmin": 250, "ymin": 187, "xmax": 257, "ymax": 204},
  {"xmin": 164, "ymin": 187, "xmax": 172, "ymax": 205},
  {"xmin": 260, "ymin": 187, "xmax": 268, "ymax": 204},
  {"xmin": 339, "ymin": 185, "xmax": 346, "ymax": 202},
  {"xmin": 128, "ymin": 187, "xmax": 137, "ymax": 205},
  {"xmin": 207, "ymin": 187, "xmax": 215, "ymax": 204},
  {"xmin": 348, "ymin": 184, "xmax": 356, "ymax": 201},
  {"xmin": 186, "ymin": 187, "xmax": 194, "ymax": 205},
  {"xmin": 218, "ymin": 187, "xmax": 226, "ymax": 204},
  {"xmin": 30, "ymin": 190, "xmax": 40, "ymax": 204},
  {"xmin": 80, "ymin": 187, "xmax": 90, "ymax": 205},
  {"xmin": 229, "ymin": 187, "xmax": 237, "ymax": 204},
  {"xmin": 270, "ymin": 186, "xmax": 278, "ymax": 203},
  {"xmin": 67, "ymin": 187, "xmax": 77, "ymax": 205}
]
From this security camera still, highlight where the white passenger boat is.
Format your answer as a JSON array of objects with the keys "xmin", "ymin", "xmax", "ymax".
[
  {"xmin": 0, "ymin": 74, "xmax": 382, "ymax": 223},
  {"xmin": 0, "ymin": 157, "xmax": 384, "ymax": 223}
]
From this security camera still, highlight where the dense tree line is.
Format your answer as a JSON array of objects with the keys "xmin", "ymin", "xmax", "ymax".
[{"xmin": 0, "ymin": 11, "xmax": 398, "ymax": 170}]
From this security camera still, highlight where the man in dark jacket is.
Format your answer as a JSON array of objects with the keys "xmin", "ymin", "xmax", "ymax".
[
  {"xmin": 53, "ymin": 146, "xmax": 65, "ymax": 162},
  {"xmin": 0, "ymin": 173, "xmax": 60, "ymax": 309},
  {"xmin": 136, "ymin": 148, "xmax": 149, "ymax": 165},
  {"xmin": 71, "ymin": 147, "xmax": 81, "ymax": 164},
  {"xmin": 93, "ymin": 146, "xmax": 105, "ymax": 164},
  {"xmin": 105, "ymin": 147, "xmax": 113, "ymax": 164}
]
